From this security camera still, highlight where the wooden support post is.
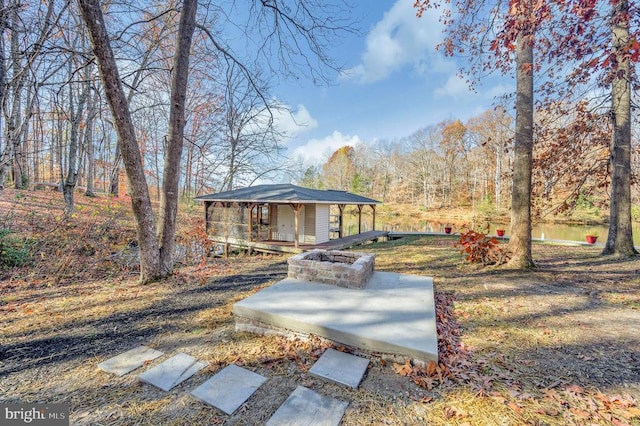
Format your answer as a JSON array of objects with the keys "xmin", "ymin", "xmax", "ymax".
[
  {"xmin": 204, "ymin": 201, "xmax": 211, "ymax": 233},
  {"xmin": 269, "ymin": 204, "xmax": 276, "ymax": 240},
  {"xmin": 357, "ymin": 205, "xmax": 363, "ymax": 234},
  {"xmin": 338, "ymin": 204, "xmax": 345, "ymax": 238},
  {"xmin": 370, "ymin": 204, "xmax": 376, "ymax": 231},
  {"xmin": 247, "ymin": 203, "xmax": 256, "ymax": 242},
  {"xmin": 223, "ymin": 202, "xmax": 229, "ymax": 257},
  {"xmin": 256, "ymin": 204, "xmax": 262, "ymax": 242},
  {"xmin": 291, "ymin": 203, "xmax": 302, "ymax": 248}
]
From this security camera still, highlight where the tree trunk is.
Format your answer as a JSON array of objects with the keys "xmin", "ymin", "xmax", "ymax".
[
  {"xmin": 226, "ymin": 139, "xmax": 237, "ymax": 191},
  {"xmin": 78, "ymin": 0, "xmax": 161, "ymax": 283},
  {"xmin": 495, "ymin": 145, "xmax": 502, "ymax": 208},
  {"xmin": 84, "ymin": 88, "xmax": 98, "ymax": 197},
  {"xmin": 8, "ymin": 3, "xmax": 23, "ymax": 190},
  {"xmin": 0, "ymin": 0, "xmax": 55, "ymax": 193},
  {"xmin": 32, "ymin": 104, "xmax": 41, "ymax": 185},
  {"xmin": 63, "ymin": 64, "xmax": 83, "ymax": 215},
  {"xmin": 5, "ymin": 0, "xmax": 54, "ymax": 190},
  {"xmin": 153, "ymin": 139, "xmax": 161, "ymax": 201},
  {"xmin": 157, "ymin": 0, "xmax": 197, "ymax": 273},
  {"xmin": 507, "ymin": 31, "xmax": 535, "ymax": 269},
  {"xmin": 0, "ymin": 0, "xmax": 5, "ymax": 194},
  {"xmin": 602, "ymin": 0, "xmax": 637, "ymax": 256},
  {"xmin": 109, "ymin": 147, "xmax": 120, "ymax": 197}
]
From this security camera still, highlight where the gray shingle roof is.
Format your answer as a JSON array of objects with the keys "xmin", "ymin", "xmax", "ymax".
[{"xmin": 194, "ymin": 184, "xmax": 380, "ymax": 205}]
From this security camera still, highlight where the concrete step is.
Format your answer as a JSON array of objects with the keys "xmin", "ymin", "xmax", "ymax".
[
  {"xmin": 138, "ymin": 353, "xmax": 207, "ymax": 391},
  {"xmin": 266, "ymin": 386, "xmax": 348, "ymax": 426},
  {"xmin": 97, "ymin": 346, "xmax": 163, "ymax": 377},
  {"xmin": 309, "ymin": 348, "xmax": 369, "ymax": 388},
  {"xmin": 190, "ymin": 364, "xmax": 267, "ymax": 415}
]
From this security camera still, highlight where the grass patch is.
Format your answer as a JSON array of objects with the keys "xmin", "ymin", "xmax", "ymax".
[{"xmin": 0, "ymin": 228, "xmax": 32, "ymax": 269}]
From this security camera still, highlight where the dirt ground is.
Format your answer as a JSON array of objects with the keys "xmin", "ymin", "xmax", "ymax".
[{"xmin": 1, "ymin": 189, "xmax": 639, "ymax": 425}]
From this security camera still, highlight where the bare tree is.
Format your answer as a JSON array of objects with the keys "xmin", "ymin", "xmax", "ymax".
[
  {"xmin": 77, "ymin": 0, "xmax": 197, "ymax": 282},
  {"xmin": 466, "ymin": 107, "xmax": 513, "ymax": 210},
  {"xmin": 61, "ymin": 16, "xmax": 93, "ymax": 215},
  {"xmin": 220, "ymin": 64, "xmax": 286, "ymax": 190},
  {"xmin": 406, "ymin": 126, "xmax": 441, "ymax": 208},
  {"xmin": 77, "ymin": 0, "xmax": 354, "ymax": 282},
  {"xmin": 84, "ymin": 87, "xmax": 99, "ymax": 197},
  {"xmin": 0, "ymin": 0, "xmax": 63, "ymax": 193}
]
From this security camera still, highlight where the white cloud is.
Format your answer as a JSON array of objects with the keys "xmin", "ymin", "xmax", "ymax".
[
  {"xmin": 291, "ymin": 131, "xmax": 362, "ymax": 165},
  {"xmin": 344, "ymin": 1, "xmax": 446, "ymax": 83},
  {"xmin": 274, "ymin": 105, "xmax": 318, "ymax": 138},
  {"xmin": 273, "ymin": 104, "xmax": 318, "ymax": 139}
]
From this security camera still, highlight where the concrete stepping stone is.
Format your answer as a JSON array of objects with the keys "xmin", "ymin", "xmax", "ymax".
[
  {"xmin": 190, "ymin": 364, "xmax": 267, "ymax": 415},
  {"xmin": 97, "ymin": 346, "xmax": 163, "ymax": 376},
  {"xmin": 309, "ymin": 348, "xmax": 369, "ymax": 388},
  {"xmin": 266, "ymin": 386, "xmax": 348, "ymax": 426},
  {"xmin": 138, "ymin": 353, "xmax": 207, "ymax": 391}
]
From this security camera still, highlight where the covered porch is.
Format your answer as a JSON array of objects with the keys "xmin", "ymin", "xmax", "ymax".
[
  {"xmin": 194, "ymin": 184, "xmax": 382, "ymax": 254},
  {"xmin": 202, "ymin": 201, "xmax": 381, "ymax": 253}
]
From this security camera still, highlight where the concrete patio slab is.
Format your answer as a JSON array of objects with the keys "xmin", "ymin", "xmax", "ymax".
[
  {"xmin": 234, "ymin": 271, "xmax": 437, "ymax": 365},
  {"xmin": 309, "ymin": 348, "xmax": 369, "ymax": 388},
  {"xmin": 266, "ymin": 386, "xmax": 348, "ymax": 426},
  {"xmin": 97, "ymin": 346, "xmax": 163, "ymax": 376},
  {"xmin": 138, "ymin": 353, "xmax": 207, "ymax": 391},
  {"xmin": 190, "ymin": 365, "xmax": 267, "ymax": 415}
]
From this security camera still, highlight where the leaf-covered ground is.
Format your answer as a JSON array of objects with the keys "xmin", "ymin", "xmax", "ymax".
[{"xmin": 1, "ymin": 189, "xmax": 639, "ymax": 425}]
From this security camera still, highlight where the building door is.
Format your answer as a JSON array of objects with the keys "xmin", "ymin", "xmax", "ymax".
[{"xmin": 276, "ymin": 205, "xmax": 304, "ymax": 242}]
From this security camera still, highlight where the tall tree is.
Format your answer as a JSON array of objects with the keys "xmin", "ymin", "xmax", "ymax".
[
  {"xmin": 220, "ymin": 64, "xmax": 286, "ymax": 191},
  {"xmin": 509, "ymin": 21, "xmax": 535, "ymax": 268},
  {"xmin": 532, "ymin": 100, "xmax": 610, "ymax": 217},
  {"xmin": 0, "ymin": 0, "xmax": 6, "ymax": 192},
  {"xmin": 466, "ymin": 107, "xmax": 513, "ymax": 210},
  {"xmin": 79, "ymin": 0, "xmax": 351, "ymax": 282},
  {"xmin": 156, "ymin": 0, "xmax": 198, "ymax": 275},
  {"xmin": 0, "ymin": 0, "xmax": 61, "ymax": 193},
  {"xmin": 536, "ymin": 0, "xmax": 638, "ymax": 255},
  {"xmin": 603, "ymin": 0, "xmax": 637, "ymax": 256},
  {"xmin": 323, "ymin": 146, "xmax": 357, "ymax": 191},
  {"xmin": 78, "ymin": 0, "xmax": 198, "ymax": 282},
  {"xmin": 84, "ymin": 88, "xmax": 99, "ymax": 197},
  {"xmin": 61, "ymin": 18, "xmax": 93, "ymax": 215},
  {"xmin": 439, "ymin": 119, "xmax": 467, "ymax": 207},
  {"xmin": 415, "ymin": 0, "xmax": 561, "ymax": 268},
  {"xmin": 406, "ymin": 126, "xmax": 441, "ymax": 208}
]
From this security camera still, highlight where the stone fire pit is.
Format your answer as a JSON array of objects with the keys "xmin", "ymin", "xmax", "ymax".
[{"xmin": 287, "ymin": 249, "xmax": 375, "ymax": 289}]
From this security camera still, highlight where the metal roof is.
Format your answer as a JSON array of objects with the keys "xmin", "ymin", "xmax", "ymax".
[{"xmin": 194, "ymin": 184, "xmax": 381, "ymax": 205}]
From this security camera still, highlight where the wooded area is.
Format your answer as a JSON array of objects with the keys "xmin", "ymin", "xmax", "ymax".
[
  {"xmin": 0, "ymin": 1, "xmax": 295, "ymax": 199},
  {"xmin": 0, "ymin": 0, "xmax": 638, "ymax": 280}
]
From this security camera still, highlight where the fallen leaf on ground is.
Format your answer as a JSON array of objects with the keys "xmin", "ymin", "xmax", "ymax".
[
  {"xmin": 444, "ymin": 405, "xmax": 468, "ymax": 419},
  {"xmin": 393, "ymin": 359, "xmax": 412, "ymax": 376},
  {"xmin": 506, "ymin": 401, "xmax": 523, "ymax": 414}
]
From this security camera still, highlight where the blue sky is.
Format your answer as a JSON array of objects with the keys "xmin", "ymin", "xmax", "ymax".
[{"xmin": 271, "ymin": 1, "xmax": 513, "ymax": 167}]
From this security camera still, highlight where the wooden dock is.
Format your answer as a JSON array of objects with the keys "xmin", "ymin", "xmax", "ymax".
[
  {"xmin": 208, "ymin": 230, "xmax": 389, "ymax": 255},
  {"xmin": 315, "ymin": 231, "xmax": 389, "ymax": 250}
]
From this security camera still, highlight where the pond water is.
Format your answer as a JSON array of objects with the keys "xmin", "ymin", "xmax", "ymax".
[{"xmin": 344, "ymin": 216, "xmax": 640, "ymax": 245}]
